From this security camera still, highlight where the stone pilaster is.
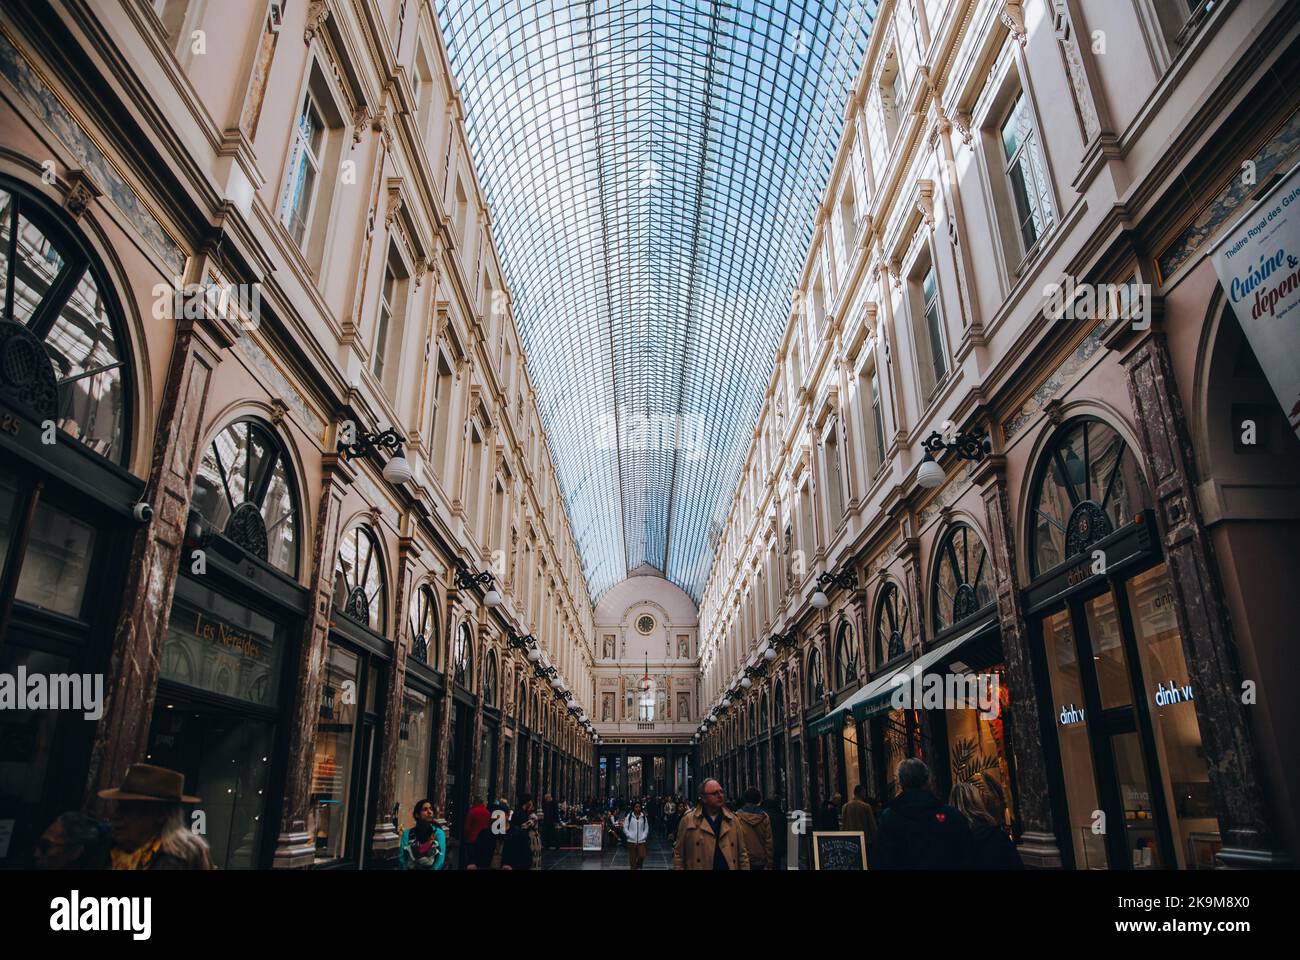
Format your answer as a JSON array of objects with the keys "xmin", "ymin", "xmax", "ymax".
[
  {"xmin": 1121, "ymin": 330, "xmax": 1288, "ymax": 867},
  {"xmin": 272, "ymin": 452, "xmax": 355, "ymax": 868},
  {"xmin": 87, "ymin": 294, "xmax": 232, "ymax": 810},
  {"xmin": 975, "ymin": 456, "xmax": 1063, "ymax": 868},
  {"xmin": 369, "ymin": 537, "xmax": 420, "ymax": 865}
]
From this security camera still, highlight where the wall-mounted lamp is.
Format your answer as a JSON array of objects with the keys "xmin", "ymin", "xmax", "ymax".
[
  {"xmin": 454, "ymin": 560, "xmax": 502, "ymax": 607},
  {"xmin": 811, "ymin": 568, "xmax": 856, "ymax": 609},
  {"xmin": 338, "ymin": 425, "xmax": 413, "ymax": 485},
  {"xmin": 769, "ymin": 631, "xmax": 799, "ymax": 656},
  {"xmin": 917, "ymin": 428, "xmax": 991, "ymax": 489}
]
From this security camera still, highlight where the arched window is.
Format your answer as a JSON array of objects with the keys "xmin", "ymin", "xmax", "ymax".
[
  {"xmin": 192, "ymin": 419, "xmax": 299, "ymax": 575},
  {"xmin": 759, "ymin": 692, "xmax": 769, "ymax": 731},
  {"xmin": 874, "ymin": 580, "xmax": 911, "ymax": 665},
  {"xmin": 0, "ymin": 181, "xmax": 132, "ymax": 463},
  {"xmin": 333, "ymin": 524, "xmax": 386, "ymax": 632},
  {"xmin": 931, "ymin": 523, "xmax": 994, "ymax": 634},
  {"xmin": 1029, "ymin": 417, "xmax": 1151, "ymax": 577},
  {"xmin": 807, "ymin": 647, "xmax": 824, "ymax": 702},
  {"xmin": 482, "ymin": 652, "xmax": 498, "ymax": 707},
  {"xmin": 452, "ymin": 622, "xmax": 473, "ymax": 687},
  {"xmin": 408, "ymin": 585, "xmax": 438, "ymax": 667},
  {"xmin": 518, "ymin": 679, "xmax": 527, "ymax": 723},
  {"xmin": 834, "ymin": 621, "xmax": 857, "ymax": 688}
]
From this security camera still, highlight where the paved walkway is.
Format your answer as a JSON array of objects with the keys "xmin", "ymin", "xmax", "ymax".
[{"xmin": 540, "ymin": 828, "xmax": 676, "ymax": 870}]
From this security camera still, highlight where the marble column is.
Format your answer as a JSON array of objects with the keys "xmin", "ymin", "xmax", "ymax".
[
  {"xmin": 974, "ymin": 455, "xmax": 1063, "ymax": 868},
  {"xmin": 368, "ymin": 536, "xmax": 420, "ymax": 864},
  {"xmin": 272, "ymin": 452, "xmax": 356, "ymax": 868},
  {"xmin": 87, "ymin": 275, "xmax": 233, "ymax": 811}
]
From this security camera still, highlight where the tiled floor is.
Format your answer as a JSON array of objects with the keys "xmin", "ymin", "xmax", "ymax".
[{"xmin": 540, "ymin": 829, "xmax": 677, "ymax": 870}]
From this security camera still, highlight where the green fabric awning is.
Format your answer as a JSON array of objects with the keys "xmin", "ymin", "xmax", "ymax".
[{"xmin": 807, "ymin": 619, "xmax": 997, "ymax": 736}]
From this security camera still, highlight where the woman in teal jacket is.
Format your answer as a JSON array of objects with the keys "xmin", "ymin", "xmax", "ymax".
[{"xmin": 399, "ymin": 799, "xmax": 446, "ymax": 870}]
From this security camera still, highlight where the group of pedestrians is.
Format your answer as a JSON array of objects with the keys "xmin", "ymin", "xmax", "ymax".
[{"xmin": 868, "ymin": 758, "xmax": 1022, "ymax": 869}]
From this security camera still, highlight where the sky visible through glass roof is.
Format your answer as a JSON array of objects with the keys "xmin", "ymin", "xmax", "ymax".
[{"xmin": 436, "ymin": 0, "xmax": 880, "ymax": 602}]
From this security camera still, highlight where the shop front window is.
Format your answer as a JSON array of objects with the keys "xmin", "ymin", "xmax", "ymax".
[
  {"xmin": 13, "ymin": 498, "xmax": 95, "ymax": 617},
  {"xmin": 395, "ymin": 687, "xmax": 434, "ymax": 824},
  {"xmin": 453, "ymin": 623, "xmax": 472, "ymax": 688},
  {"xmin": 1083, "ymin": 590, "xmax": 1133, "ymax": 710},
  {"xmin": 191, "ymin": 420, "xmax": 299, "ymax": 576},
  {"xmin": 808, "ymin": 648, "xmax": 824, "ymax": 702},
  {"xmin": 146, "ymin": 703, "xmax": 273, "ymax": 870},
  {"xmin": 1042, "ymin": 609, "xmax": 1108, "ymax": 868},
  {"xmin": 310, "ymin": 644, "xmax": 360, "ymax": 861},
  {"xmin": 1126, "ymin": 564, "xmax": 1222, "ymax": 868},
  {"xmin": 944, "ymin": 663, "xmax": 1013, "ymax": 828}
]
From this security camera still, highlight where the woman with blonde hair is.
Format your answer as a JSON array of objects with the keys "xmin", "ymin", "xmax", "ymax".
[{"xmin": 950, "ymin": 780, "xmax": 1022, "ymax": 870}]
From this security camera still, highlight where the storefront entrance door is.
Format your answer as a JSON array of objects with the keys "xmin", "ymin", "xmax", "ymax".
[{"xmin": 1039, "ymin": 562, "xmax": 1213, "ymax": 869}]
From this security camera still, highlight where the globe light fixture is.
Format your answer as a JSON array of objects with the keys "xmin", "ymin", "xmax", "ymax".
[
  {"xmin": 917, "ymin": 451, "xmax": 946, "ymax": 489},
  {"xmin": 763, "ymin": 645, "xmax": 776, "ymax": 661},
  {"xmin": 740, "ymin": 676, "xmax": 752, "ymax": 688},
  {"xmin": 381, "ymin": 448, "xmax": 413, "ymax": 485}
]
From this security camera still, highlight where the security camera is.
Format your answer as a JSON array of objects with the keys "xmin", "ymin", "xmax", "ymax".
[{"xmin": 132, "ymin": 501, "xmax": 154, "ymax": 523}]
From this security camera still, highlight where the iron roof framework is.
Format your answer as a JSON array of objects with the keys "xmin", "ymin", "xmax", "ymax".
[{"xmin": 435, "ymin": 0, "xmax": 879, "ymax": 601}]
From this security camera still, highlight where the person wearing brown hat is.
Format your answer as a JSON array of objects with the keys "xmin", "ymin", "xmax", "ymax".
[{"xmin": 98, "ymin": 763, "xmax": 214, "ymax": 870}]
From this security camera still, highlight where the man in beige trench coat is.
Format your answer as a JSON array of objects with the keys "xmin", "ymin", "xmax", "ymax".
[{"xmin": 673, "ymin": 779, "xmax": 751, "ymax": 870}]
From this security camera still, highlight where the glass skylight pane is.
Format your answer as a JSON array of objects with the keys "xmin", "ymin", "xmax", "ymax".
[{"xmin": 436, "ymin": 0, "xmax": 879, "ymax": 601}]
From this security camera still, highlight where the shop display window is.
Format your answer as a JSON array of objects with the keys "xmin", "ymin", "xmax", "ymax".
[
  {"xmin": 943, "ymin": 664, "xmax": 1013, "ymax": 826},
  {"xmin": 13, "ymin": 498, "xmax": 94, "ymax": 618},
  {"xmin": 1126, "ymin": 563, "xmax": 1222, "ymax": 868},
  {"xmin": 395, "ymin": 688, "xmax": 434, "ymax": 823},
  {"xmin": 146, "ymin": 704, "xmax": 273, "ymax": 869},
  {"xmin": 1042, "ymin": 610, "xmax": 1108, "ymax": 868},
  {"xmin": 311, "ymin": 644, "xmax": 359, "ymax": 861},
  {"xmin": 1083, "ymin": 591, "xmax": 1133, "ymax": 710}
]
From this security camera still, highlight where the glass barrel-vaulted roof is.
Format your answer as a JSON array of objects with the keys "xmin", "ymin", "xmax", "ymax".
[{"xmin": 435, "ymin": 1, "xmax": 880, "ymax": 601}]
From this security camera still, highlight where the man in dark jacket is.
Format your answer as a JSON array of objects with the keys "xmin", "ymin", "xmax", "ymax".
[
  {"xmin": 761, "ymin": 796, "xmax": 788, "ymax": 869},
  {"xmin": 870, "ymin": 759, "xmax": 973, "ymax": 869},
  {"xmin": 814, "ymin": 792, "xmax": 842, "ymax": 832},
  {"xmin": 542, "ymin": 793, "xmax": 559, "ymax": 849}
]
